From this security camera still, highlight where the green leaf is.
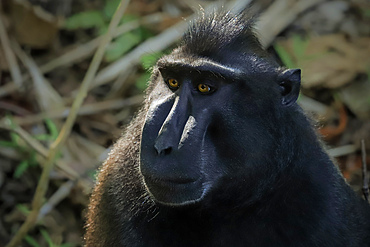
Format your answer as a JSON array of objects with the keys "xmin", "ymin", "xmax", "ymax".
[
  {"xmin": 60, "ymin": 243, "xmax": 76, "ymax": 247},
  {"xmin": 138, "ymin": 26, "xmax": 154, "ymax": 40},
  {"xmin": 64, "ymin": 11, "xmax": 106, "ymax": 30},
  {"xmin": 29, "ymin": 151, "xmax": 38, "ymax": 167},
  {"xmin": 97, "ymin": 25, "xmax": 109, "ymax": 36},
  {"xmin": 25, "ymin": 235, "xmax": 41, "ymax": 247},
  {"xmin": 87, "ymin": 169, "xmax": 98, "ymax": 180},
  {"xmin": 105, "ymin": 32, "xmax": 142, "ymax": 62},
  {"xmin": 45, "ymin": 119, "xmax": 59, "ymax": 140},
  {"xmin": 103, "ymin": 0, "xmax": 122, "ymax": 19},
  {"xmin": 35, "ymin": 119, "xmax": 59, "ymax": 141},
  {"xmin": 274, "ymin": 43, "xmax": 296, "ymax": 68},
  {"xmin": 140, "ymin": 52, "xmax": 164, "ymax": 70},
  {"xmin": 362, "ymin": 9, "xmax": 370, "ymax": 18},
  {"xmin": 10, "ymin": 132, "xmax": 20, "ymax": 144},
  {"xmin": 0, "ymin": 141, "xmax": 19, "ymax": 148},
  {"xmin": 35, "ymin": 134, "xmax": 51, "ymax": 141},
  {"xmin": 3, "ymin": 115, "xmax": 20, "ymax": 144},
  {"xmin": 120, "ymin": 15, "xmax": 139, "ymax": 24},
  {"xmin": 136, "ymin": 73, "xmax": 151, "ymax": 91},
  {"xmin": 98, "ymin": 15, "xmax": 138, "ymax": 35},
  {"xmin": 297, "ymin": 93, "xmax": 302, "ymax": 102},
  {"xmin": 40, "ymin": 229, "xmax": 55, "ymax": 247},
  {"xmin": 292, "ymin": 35, "xmax": 308, "ymax": 59},
  {"xmin": 14, "ymin": 160, "xmax": 30, "ymax": 178},
  {"xmin": 16, "ymin": 204, "xmax": 31, "ymax": 215}
]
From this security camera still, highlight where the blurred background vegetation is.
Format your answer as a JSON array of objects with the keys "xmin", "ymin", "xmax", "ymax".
[{"xmin": 0, "ymin": 0, "xmax": 369, "ymax": 246}]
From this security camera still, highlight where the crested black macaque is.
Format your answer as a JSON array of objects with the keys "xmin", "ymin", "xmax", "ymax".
[{"xmin": 85, "ymin": 12, "xmax": 370, "ymax": 247}]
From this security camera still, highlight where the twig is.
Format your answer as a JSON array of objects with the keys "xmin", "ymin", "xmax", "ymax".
[
  {"xmin": 37, "ymin": 180, "xmax": 75, "ymax": 222},
  {"xmin": 13, "ymin": 94, "xmax": 143, "ymax": 125},
  {"xmin": 0, "ymin": 119, "xmax": 94, "ymax": 193},
  {"xmin": 0, "ymin": 120, "xmax": 82, "ymax": 179},
  {"xmin": 256, "ymin": 0, "xmax": 326, "ymax": 48},
  {"xmin": 0, "ymin": 83, "xmax": 18, "ymax": 98},
  {"xmin": 5, "ymin": 1, "xmax": 130, "ymax": 246},
  {"xmin": 361, "ymin": 140, "xmax": 369, "ymax": 202},
  {"xmin": 0, "ymin": 101, "xmax": 32, "ymax": 115},
  {"xmin": 11, "ymin": 39, "xmax": 64, "ymax": 111},
  {"xmin": 327, "ymin": 144, "xmax": 357, "ymax": 158},
  {"xmin": 105, "ymin": 66, "xmax": 138, "ymax": 99},
  {"xmin": 0, "ymin": 146, "xmax": 21, "ymax": 161},
  {"xmin": 298, "ymin": 95, "xmax": 330, "ymax": 117},
  {"xmin": 0, "ymin": 120, "xmax": 48, "ymax": 157},
  {"xmin": 91, "ymin": 18, "xmax": 188, "ymax": 88},
  {"xmin": 0, "ymin": 13, "xmax": 23, "ymax": 88}
]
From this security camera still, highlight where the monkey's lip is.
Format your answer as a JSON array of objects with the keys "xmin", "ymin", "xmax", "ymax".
[
  {"xmin": 145, "ymin": 175, "xmax": 199, "ymax": 185},
  {"xmin": 143, "ymin": 175, "xmax": 205, "ymax": 205}
]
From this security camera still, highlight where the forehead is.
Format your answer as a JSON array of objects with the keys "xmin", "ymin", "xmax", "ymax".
[
  {"xmin": 157, "ymin": 52, "xmax": 277, "ymax": 81},
  {"xmin": 157, "ymin": 56, "xmax": 241, "ymax": 79}
]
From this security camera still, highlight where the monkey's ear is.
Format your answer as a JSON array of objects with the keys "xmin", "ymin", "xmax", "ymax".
[{"xmin": 278, "ymin": 69, "xmax": 301, "ymax": 106}]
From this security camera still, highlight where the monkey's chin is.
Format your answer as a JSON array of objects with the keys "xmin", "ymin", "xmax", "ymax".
[{"xmin": 143, "ymin": 177, "xmax": 206, "ymax": 206}]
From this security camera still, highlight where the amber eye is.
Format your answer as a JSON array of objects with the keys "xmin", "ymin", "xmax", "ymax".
[
  {"xmin": 167, "ymin": 78, "xmax": 180, "ymax": 90},
  {"xmin": 198, "ymin": 83, "xmax": 211, "ymax": 93}
]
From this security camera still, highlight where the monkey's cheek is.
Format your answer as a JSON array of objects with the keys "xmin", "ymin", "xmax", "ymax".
[{"xmin": 143, "ymin": 177, "xmax": 205, "ymax": 206}]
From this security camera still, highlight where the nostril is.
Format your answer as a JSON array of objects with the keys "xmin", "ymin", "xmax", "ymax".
[
  {"xmin": 163, "ymin": 147, "xmax": 172, "ymax": 155},
  {"xmin": 154, "ymin": 143, "xmax": 172, "ymax": 156},
  {"xmin": 157, "ymin": 147, "xmax": 172, "ymax": 156}
]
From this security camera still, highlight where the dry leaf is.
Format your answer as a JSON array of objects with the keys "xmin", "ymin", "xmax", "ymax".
[
  {"xmin": 339, "ymin": 80, "xmax": 370, "ymax": 120},
  {"xmin": 8, "ymin": 0, "xmax": 59, "ymax": 48},
  {"xmin": 278, "ymin": 34, "xmax": 370, "ymax": 88},
  {"xmin": 0, "ymin": 46, "xmax": 9, "ymax": 71}
]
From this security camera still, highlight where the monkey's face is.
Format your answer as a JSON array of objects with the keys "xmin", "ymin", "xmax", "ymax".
[
  {"xmin": 139, "ymin": 52, "xmax": 301, "ymax": 206},
  {"xmin": 140, "ymin": 61, "xmax": 223, "ymax": 206}
]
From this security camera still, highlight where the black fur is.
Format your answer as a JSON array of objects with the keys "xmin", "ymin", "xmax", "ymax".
[{"xmin": 85, "ymin": 11, "xmax": 370, "ymax": 247}]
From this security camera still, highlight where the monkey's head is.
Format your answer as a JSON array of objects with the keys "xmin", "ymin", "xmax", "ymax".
[{"xmin": 139, "ymin": 12, "xmax": 301, "ymax": 206}]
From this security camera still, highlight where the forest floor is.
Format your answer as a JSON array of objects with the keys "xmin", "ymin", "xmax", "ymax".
[{"xmin": 0, "ymin": 0, "xmax": 369, "ymax": 246}]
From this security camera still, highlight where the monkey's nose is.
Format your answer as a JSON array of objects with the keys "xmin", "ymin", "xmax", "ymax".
[
  {"xmin": 154, "ymin": 142, "xmax": 172, "ymax": 156},
  {"xmin": 154, "ymin": 118, "xmax": 178, "ymax": 156}
]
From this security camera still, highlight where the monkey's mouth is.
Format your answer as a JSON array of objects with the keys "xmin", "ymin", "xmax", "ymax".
[
  {"xmin": 143, "ymin": 175, "xmax": 200, "ymax": 188},
  {"xmin": 143, "ymin": 175, "xmax": 204, "ymax": 206},
  {"xmin": 155, "ymin": 177, "xmax": 197, "ymax": 185}
]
